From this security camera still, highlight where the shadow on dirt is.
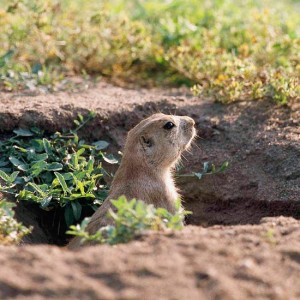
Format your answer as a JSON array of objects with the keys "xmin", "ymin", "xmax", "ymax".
[
  {"xmin": 109, "ymin": 99, "xmax": 300, "ymax": 227},
  {"xmin": 185, "ymin": 197, "xmax": 300, "ymax": 226}
]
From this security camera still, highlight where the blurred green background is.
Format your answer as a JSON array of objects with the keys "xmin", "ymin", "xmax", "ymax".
[{"xmin": 0, "ymin": 0, "xmax": 299, "ymax": 103}]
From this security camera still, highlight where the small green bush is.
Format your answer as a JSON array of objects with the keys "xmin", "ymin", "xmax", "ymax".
[
  {"xmin": 0, "ymin": 112, "xmax": 117, "ymax": 229},
  {"xmin": 67, "ymin": 196, "xmax": 189, "ymax": 245},
  {"xmin": 0, "ymin": 200, "xmax": 31, "ymax": 245}
]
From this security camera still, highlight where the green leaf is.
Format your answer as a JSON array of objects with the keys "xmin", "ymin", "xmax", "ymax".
[
  {"xmin": 30, "ymin": 139, "xmax": 44, "ymax": 152},
  {"xmin": 9, "ymin": 156, "xmax": 24, "ymax": 167},
  {"xmin": 73, "ymin": 134, "xmax": 79, "ymax": 145},
  {"xmin": 31, "ymin": 161, "xmax": 48, "ymax": 176},
  {"xmin": 30, "ymin": 127, "xmax": 43, "ymax": 135},
  {"xmin": 0, "ymin": 168, "xmax": 12, "ymax": 173},
  {"xmin": 27, "ymin": 182, "xmax": 46, "ymax": 197},
  {"xmin": 87, "ymin": 158, "xmax": 94, "ymax": 174},
  {"xmin": 9, "ymin": 171, "xmax": 20, "ymax": 183},
  {"xmin": 74, "ymin": 171, "xmax": 86, "ymax": 181},
  {"xmin": 78, "ymin": 113, "xmax": 84, "ymax": 122},
  {"xmin": 88, "ymin": 111, "xmax": 96, "ymax": 118},
  {"xmin": 62, "ymin": 173, "xmax": 73, "ymax": 180},
  {"xmin": 102, "ymin": 153, "xmax": 118, "ymax": 164},
  {"xmin": 70, "ymin": 153, "xmax": 79, "ymax": 169},
  {"xmin": 77, "ymin": 180, "xmax": 85, "ymax": 195},
  {"xmin": 111, "ymin": 196, "xmax": 130, "ymax": 209},
  {"xmin": 219, "ymin": 161, "xmax": 229, "ymax": 172},
  {"xmin": 193, "ymin": 172, "xmax": 203, "ymax": 180},
  {"xmin": 82, "ymin": 193, "xmax": 95, "ymax": 198},
  {"xmin": 18, "ymin": 164, "xmax": 29, "ymax": 172},
  {"xmin": 43, "ymin": 138, "xmax": 53, "ymax": 154},
  {"xmin": 0, "ymin": 170, "xmax": 10, "ymax": 182},
  {"xmin": 9, "ymin": 157, "xmax": 28, "ymax": 171},
  {"xmin": 54, "ymin": 172, "xmax": 72, "ymax": 195},
  {"xmin": 95, "ymin": 190, "xmax": 108, "ymax": 201},
  {"xmin": 156, "ymin": 207, "xmax": 170, "ymax": 218},
  {"xmin": 31, "ymin": 161, "xmax": 48, "ymax": 169},
  {"xmin": 69, "ymin": 193, "xmax": 95, "ymax": 200},
  {"xmin": 0, "ymin": 160, "xmax": 9, "ymax": 167},
  {"xmin": 64, "ymin": 204, "xmax": 75, "ymax": 227},
  {"xmin": 14, "ymin": 145, "xmax": 28, "ymax": 153},
  {"xmin": 76, "ymin": 148, "xmax": 85, "ymax": 156},
  {"xmin": 32, "ymin": 153, "xmax": 48, "ymax": 162},
  {"xmin": 174, "ymin": 199, "xmax": 182, "ymax": 211},
  {"xmin": 68, "ymin": 193, "xmax": 85, "ymax": 200},
  {"xmin": 203, "ymin": 161, "xmax": 209, "ymax": 173},
  {"xmin": 14, "ymin": 177, "xmax": 24, "ymax": 185},
  {"xmin": 210, "ymin": 164, "xmax": 216, "ymax": 173},
  {"xmin": 93, "ymin": 140, "xmax": 109, "ymax": 150},
  {"xmin": 47, "ymin": 162, "xmax": 63, "ymax": 171},
  {"xmin": 71, "ymin": 201, "xmax": 82, "ymax": 221},
  {"xmin": 13, "ymin": 128, "xmax": 34, "ymax": 137}
]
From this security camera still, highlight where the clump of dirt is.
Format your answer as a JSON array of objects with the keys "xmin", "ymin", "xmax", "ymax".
[{"xmin": 0, "ymin": 82, "xmax": 299, "ymax": 298}]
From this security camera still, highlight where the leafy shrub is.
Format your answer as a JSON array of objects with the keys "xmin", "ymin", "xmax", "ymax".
[
  {"xmin": 67, "ymin": 196, "xmax": 189, "ymax": 245},
  {"xmin": 0, "ymin": 0, "xmax": 299, "ymax": 103},
  {"xmin": 0, "ymin": 112, "xmax": 117, "ymax": 229},
  {"xmin": 0, "ymin": 199, "xmax": 31, "ymax": 245}
]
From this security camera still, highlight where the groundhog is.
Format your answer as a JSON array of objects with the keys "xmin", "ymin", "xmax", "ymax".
[{"xmin": 68, "ymin": 113, "xmax": 196, "ymax": 249}]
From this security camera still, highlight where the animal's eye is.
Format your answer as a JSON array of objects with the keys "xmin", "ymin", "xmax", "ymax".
[{"xmin": 163, "ymin": 121, "xmax": 175, "ymax": 130}]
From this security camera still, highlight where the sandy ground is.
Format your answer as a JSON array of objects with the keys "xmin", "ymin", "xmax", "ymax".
[
  {"xmin": 1, "ymin": 217, "xmax": 300, "ymax": 300},
  {"xmin": 0, "ymin": 81, "xmax": 299, "ymax": 299}
]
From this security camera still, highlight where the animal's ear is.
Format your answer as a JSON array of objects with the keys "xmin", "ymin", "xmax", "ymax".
[{"xmin": 140, "ymin": 135, "xmax": 153, "ymax": 148}]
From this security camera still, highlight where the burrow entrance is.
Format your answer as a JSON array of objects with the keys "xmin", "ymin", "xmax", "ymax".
[
  {"xmin": 14, "ymin": 187, "xmax": 300, "ymax": 246},
  {"xmin": 1, "ymin": 99, "xmax": 299, "ymax": 245}
]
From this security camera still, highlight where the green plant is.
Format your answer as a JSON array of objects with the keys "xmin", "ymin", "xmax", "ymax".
[
  {"xmin": 0, "ymin": 199, "xmax": 31, "ymax": 245},
  {"xmin": 177, "ymin": 161, "xmax": 229, "ymax": 180},
  {"xmin": 0, "ymin": 112, "xmax": 117, "ymax": 228},
  {"xmin": 0, "ymin": 0, "xmax": 299, "ymax": 103},
  {"xmin": 67, "ymin": 196, "xmax": 189, "ymax": 245}
]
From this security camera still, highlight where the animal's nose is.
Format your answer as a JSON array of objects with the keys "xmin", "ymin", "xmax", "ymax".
[{"xmin": 181, "ymin": 116, "xmax": 195, "ymax": 128}]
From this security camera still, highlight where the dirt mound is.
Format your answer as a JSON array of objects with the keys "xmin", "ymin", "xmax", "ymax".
[
  {"xmin": 0, "ymin": 217, "xmax": 300, "ymax": 300},
  {"xmin": 0, "ymin": 82, "xmax": 299, "ymax": 298}
]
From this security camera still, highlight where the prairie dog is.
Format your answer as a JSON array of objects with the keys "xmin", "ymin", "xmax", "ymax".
[{"xmin": 68, "ymin": 113, "xmax": 196, "ymax": 248}]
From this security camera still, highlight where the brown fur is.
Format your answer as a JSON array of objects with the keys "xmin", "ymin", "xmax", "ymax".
[{"xmin": 68, "ymin": 113, "xmax": 195, "ymax": 249}]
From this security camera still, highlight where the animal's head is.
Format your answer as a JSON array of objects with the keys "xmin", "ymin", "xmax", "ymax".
[{"xmin": 124, "ymin": 113, "xmax": 196, "ymax": 168}]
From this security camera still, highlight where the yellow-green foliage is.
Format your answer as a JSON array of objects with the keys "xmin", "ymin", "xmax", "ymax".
[
  {"xmin": 67, "ymin": 196, "xmax": 188, "ymax": 246},
  {"xmin": 0, "ymin": 200, "xmax": 31, "ymax": 245},
  {"xmin": 0, "ymin": 0, "xmax": 299, "ymax": 103}
]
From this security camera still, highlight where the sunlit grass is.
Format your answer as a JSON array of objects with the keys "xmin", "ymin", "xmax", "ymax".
[{"xmin": 0, "ymin": 0, "xmax": 299, "ymax": 103}]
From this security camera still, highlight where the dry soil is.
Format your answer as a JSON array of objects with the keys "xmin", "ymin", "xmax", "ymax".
[{"xmin": 0, "ymin": 82, "xmax": 299, "ymax": 299}]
